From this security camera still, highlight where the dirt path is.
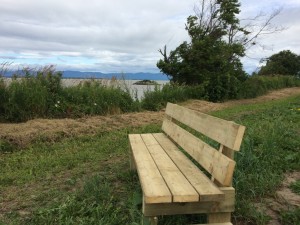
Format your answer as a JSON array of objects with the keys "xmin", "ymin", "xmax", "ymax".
[{"xmin": 1, "ymin": 87, "xmax": 300, "ymax": 149}]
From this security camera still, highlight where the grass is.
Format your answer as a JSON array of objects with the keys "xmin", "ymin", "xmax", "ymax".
[
  {"xmin": 280, "ymin": 208, "xmax": 300, "ymax": 225},
  {"xmin": 0, "ymin": 95, "xmax": 299, "ymax": 224},
  {"xmin": 0, "ymin": 68, "xmax": 137, "ymax": 122},
  {"xmin": 290, "ymin": 180, "xmax": 300, "ymax": 195}
]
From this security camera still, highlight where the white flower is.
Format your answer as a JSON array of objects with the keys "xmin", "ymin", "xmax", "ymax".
[
  {"xmin": 55, "ymin": 104, "xmax": 58, "ymax": 108},
  {"xmin": 57, "ymin": 100, "xmax": 60, "ymax": 104},
  {"xmin": 94, "ymin": 103, "xmax": 97, "ymax": 106}
]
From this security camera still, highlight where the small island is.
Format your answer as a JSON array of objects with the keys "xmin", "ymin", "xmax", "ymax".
[{"xmin": 133, "ymin": 80, "xmax": 158, "ymax": 85}]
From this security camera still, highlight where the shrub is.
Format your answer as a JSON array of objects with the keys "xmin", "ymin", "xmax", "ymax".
[
  {"xmin": 0, "ymin": 67, "xmax": 136, "ymax": 122},
  {"xmin": 0, "ymin": 78, "xmax": 8, "ymax": 121},
  {"xmin": 58, "ymin": 80, "xmax": 135, "ymax": 117},
  {"xmin": 238, "ymin": 75, "xmax": 300, "ymax": 99},
  {"xmin": 3, "ymin": 66, "xmax": 63, "ymax": 122},
  {"xmin": 141, "ymin": 83, "xmax": 206, "ymax": 111}
]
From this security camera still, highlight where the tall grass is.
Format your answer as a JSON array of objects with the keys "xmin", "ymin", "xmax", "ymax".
[
  {"xmin": 238, "ymin": 75, "xmax": 300, "ymax": 99},
  {"xmin": 141, "ymin": 83, "xmax": 206, "ymax": 111},
  {"xmin": 0, "ymin": 67, "xmax": 136, "ymax": 122},
  {"xmin": 56, "ymin": 80, "xmax": 135, "ymax": 117},
  {"xmin": 1, "ymin": 64, "xmax": 300, "ymax": 121}
]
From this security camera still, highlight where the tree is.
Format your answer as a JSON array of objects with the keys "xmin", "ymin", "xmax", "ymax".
[
  {"xmin": 157, "ymin": 0, "xmax": 248, "ymax": 101},
  {"xmin": 157, "ymin": 0, "xmax": 282, "ymax": 101},
  {"xmin": 258, "ymin": 50, "xmax": 300, "ymax": 77}
]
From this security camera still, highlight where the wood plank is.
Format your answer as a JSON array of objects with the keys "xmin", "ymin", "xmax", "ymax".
[
  {"xmin": 162, "ymin": 119, "xmax": 236, "ymax": 186},
  {"xmin": 129, "ymin": 134, "xmax": 172, "ymax": 203},
  {"xmin": 165, "ymin": 103, "xmax": 245, "ymax": 151},
  {"xmin": 143, "ymin": 187, "xmax": 235, "ymax": 216},
  {"xmin": 130, "ymin": 149, "xmax": 136, "ymax": 171},
  {"xmin": 153, "ymin": 133, "xmax": 224, "ymax": 202},
  {"xmin": 141, "ymin": 134, "xmax": 199, "ymax": 203}
]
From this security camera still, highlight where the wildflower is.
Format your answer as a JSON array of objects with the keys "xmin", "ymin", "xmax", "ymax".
[
  {"xmin": 55, "ymin": 104, "xmax": 58, "ymax": 108},
  {"xmin": 57, "ymin": 100, "xmax": 60, "ymax": 104},
  {"xmin": 94, "ymin": 103, "xmax": 97, "ymax": 106}
]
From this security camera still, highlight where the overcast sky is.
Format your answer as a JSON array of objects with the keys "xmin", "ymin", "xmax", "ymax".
[{"xmin": 0, "ymin": 0, "xmax": 299, "ymax": 74}]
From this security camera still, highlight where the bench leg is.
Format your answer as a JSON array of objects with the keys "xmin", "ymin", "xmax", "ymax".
[
  {"xmin": 130, "ymin": 152, "xmax": 136, "ymax": 171},
  {"xmin": 207, "ymin": 212, "xmax": 231, "ymax": 223},
  {"xmin": 142, "ymin": 216, "xmax": 158, "ymax": 225}
]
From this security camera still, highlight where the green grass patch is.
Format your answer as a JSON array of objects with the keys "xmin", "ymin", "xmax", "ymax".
[
  {"xmin": 290, "ymin": 180, "xmax": 300, "ymax": 195},
  {"xmin": 280, "ymin": 208, "xmax": 300, "ymax": 225},
  {"xmin": 1, "ymin": 95, "xmax": 300, "ymax": 224}
]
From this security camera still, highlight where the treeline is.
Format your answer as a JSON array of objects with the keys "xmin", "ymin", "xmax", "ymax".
[{"xmin": 0, "ymin": 66, "xmax": 299, "ymax": 122}]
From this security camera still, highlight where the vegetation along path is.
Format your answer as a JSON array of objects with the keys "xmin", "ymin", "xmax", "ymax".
[{"xmin": 1, "ymin": 87, "xmax": 300, "ymax": 149}]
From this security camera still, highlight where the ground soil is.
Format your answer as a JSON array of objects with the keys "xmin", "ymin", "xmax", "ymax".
[
  {"xmin": 0, "ymin": 87, "xmax": 300, "ymax": 224},
  {"xmin": 254, "ymin": 171, "xmax": 300, "ymax": 225}
]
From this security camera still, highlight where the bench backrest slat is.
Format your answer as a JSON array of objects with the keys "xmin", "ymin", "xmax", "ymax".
[
  {"xmin": 165, "ymin": 103, "xmax": 245, "ymax": 151},
  {"xmin": 162, "ymin": 118, "xmax": 235, "ymax": 186}
]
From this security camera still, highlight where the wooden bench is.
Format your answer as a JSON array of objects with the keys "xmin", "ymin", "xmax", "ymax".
[{"xmin": 129, "ymin": 103, "xmax": 246, "ymax": 225}]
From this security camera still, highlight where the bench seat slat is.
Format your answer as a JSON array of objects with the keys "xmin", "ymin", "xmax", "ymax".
[
  {"xmin": 141, "ymin": 134, "xmax": 199, "ymax": 203},
  {"xmin": 162, "ymin": 119, "xmax": 236, "ymax": 186},
  {"xmin": 153, "ymin": 133, "xmax": 224, "ymax": 202},
  {"xmin": 129, "ymin": 134, "xmax": 172, "ymax": 204}
]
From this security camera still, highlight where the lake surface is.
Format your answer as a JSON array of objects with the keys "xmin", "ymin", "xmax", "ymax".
[{"xmin": 61, "ymin": 79, "xmax": 170, "ymax": 100}]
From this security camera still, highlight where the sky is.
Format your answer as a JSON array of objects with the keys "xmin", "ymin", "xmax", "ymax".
[{"xmin": 0, "ymin": 0, "xmax": 299, "ymax": 74}]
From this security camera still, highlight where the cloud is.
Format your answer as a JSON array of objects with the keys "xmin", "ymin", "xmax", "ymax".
[
  {"xmin": 0, "ymin": 0, "xmax": 299, "ymax": 73},
  {"xmin": 0, "ymin": 0, "xmax": 198, "ymax": 72}
]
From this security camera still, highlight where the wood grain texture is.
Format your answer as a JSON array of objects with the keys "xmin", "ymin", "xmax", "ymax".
[
  {"xmin": 143, "ymin": 187, "xmax": 235, "ymax": 216},
  {"xmin": 153, "ymin": 133, "xmax": 224, "ymax": 202},
  {"xmin": 165, "ymin": 103, "xmax": 245, "ymax": 151},
  {"xmin": 162, "ymin": 119, "xmax": 235, "ymax": 186},
  {"xmin": 129, "ymin": 134, "xmax": 172, "ymax": 203},
  {"xmin": 141, "ymin": 133, "xmax": 199, "ymax": 203}
]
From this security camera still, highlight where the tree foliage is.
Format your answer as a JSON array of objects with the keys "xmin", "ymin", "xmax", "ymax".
[
  {"xmin": 258, "ymin": 50, "xmax": 300, "ymax": 77},
  {"xmin": 157, "ymin": 0, "xmax": 248, "ymax": 101},
  {"xmin": 157, "ymin": 0, "xmax": 284, "ymax": 102}
]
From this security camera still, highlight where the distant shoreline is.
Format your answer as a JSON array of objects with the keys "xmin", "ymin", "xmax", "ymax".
[{"xmin": 1, "ymin": 71, "xmax": 170, "ymax": 81}]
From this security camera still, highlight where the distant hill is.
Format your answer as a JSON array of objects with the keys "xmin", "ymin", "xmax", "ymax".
[
  {"xmin": 62, "ymin": 71, "xmax": 169, "ymax": 81},
  {"xmin": 2, "ymin": 70, "xmax": 169, "ymax": 81}
]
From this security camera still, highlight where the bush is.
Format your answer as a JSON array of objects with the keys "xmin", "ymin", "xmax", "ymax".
[
  {"xmin": 238, "ymin": 75, "xmax": 300, "ymax": 99},
  {"xmin": 58, "ymin": 80, "xmax": 135, "ymax": 117},
  {"xmin": 3, "ymin": 66, "xmax": 63, "ymax": 122},
  {"xmin": 0, "ymin": 67, "xmax": 136, "ymax": 122},
  {"xmin": 141, "ymin": 83, "xmax": 206, "ymax": 111},
  {"xmin": 0, "ymin": 78, "xmax": 8, "ymax": 120}
]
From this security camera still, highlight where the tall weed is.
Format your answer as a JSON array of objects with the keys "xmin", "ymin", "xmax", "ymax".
[
  {"xmin": 0, "ymin": 68, "xmax": 136, "ymax": 122},
  {"xmin": 59, "ymin": 80, "xmax": 134, "ymax": 117},
  {"xmin": 2, "ymin": 66, "xmax": 62, "ymax": 122}
]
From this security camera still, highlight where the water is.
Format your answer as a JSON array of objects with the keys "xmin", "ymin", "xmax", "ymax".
[
  {"xmin": 60, "ymin": 79, "xmax": 169, "ymax": 100},
  {"xmin": 123, "ymin": 80, "xmax": 169, "ymax": 100}
]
